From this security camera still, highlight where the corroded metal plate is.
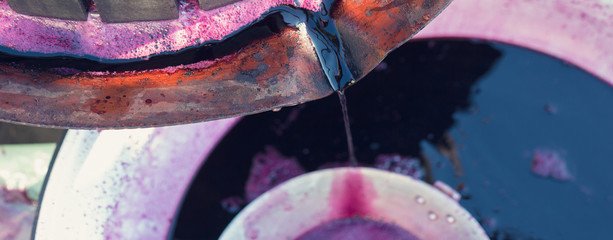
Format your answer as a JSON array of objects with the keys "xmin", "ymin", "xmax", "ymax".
[{"xmin": 0, "ymin": 0, "xmax": 452, "ymax": 128}]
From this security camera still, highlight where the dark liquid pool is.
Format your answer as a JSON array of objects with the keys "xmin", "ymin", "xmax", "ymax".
[
  {"xmin": 171, "ymin": 39, "xmax": 613, "ymax": 240},
  {"xmin": 296, "ymin": 218, "xmax": 419, "ymax": 240}
]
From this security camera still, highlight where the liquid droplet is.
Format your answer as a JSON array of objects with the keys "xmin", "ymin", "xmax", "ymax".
[
  {"xmin": 273, "ymin": 107, "xmax": 282, "ymax": 112},
  {"xmin": 446, "ymin": 215, "xmax": 456, "ymax": 224},
  {"xmin": 428, "ymin": 211, "xmax": 438, "ymax": 220},
  {"xmin": 415, "ymin": 195, "xmax": 425, "ymax": 204}
]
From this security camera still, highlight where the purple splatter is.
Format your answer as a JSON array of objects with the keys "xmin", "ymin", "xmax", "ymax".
[
  {"xmin": 374, "ymin": 154, "xmax": 425, "ymax": 179},
  {"xmin": 49, "ymin": 67, "xmax": 82, "ymax": 76}
]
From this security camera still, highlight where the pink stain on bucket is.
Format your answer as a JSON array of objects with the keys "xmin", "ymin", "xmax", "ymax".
[
  {"xmin": 0, "ymin": 0, "xmax": 321, "ymax": 60},
  {"xmin": 220, "ymin": 167, "xmax": 489, "ymax": 240},
  {"xmin": 328, "ymin": 169, "xmax": 377, "ymax": 219}
]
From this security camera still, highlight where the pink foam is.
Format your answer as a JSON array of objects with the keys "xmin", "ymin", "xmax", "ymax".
[
  {"xmin": 0, "ymin": 0, "xmax": 321, "ymax": 60},
  {"xmin": 531, "ymin": 149, "xmax": 573, "ymax": 181}
]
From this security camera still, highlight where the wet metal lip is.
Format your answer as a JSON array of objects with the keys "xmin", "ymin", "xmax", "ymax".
[{"xmin": 0, "ymin": 0, "xmax": 452, "ymax": 129}]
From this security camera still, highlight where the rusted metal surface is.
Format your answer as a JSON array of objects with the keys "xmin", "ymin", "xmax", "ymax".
[
  {"xmin": 0, "ymin": 0, "xmax": 452, "ymax": 128},
  {"xmin": 6, "ymin": 0, "xmax": 88, "ymax": 21},
  {"xmin": 335, "ymin": 0, "xmax": 452, "ymax": 80},
  {"xmin": 0, "ymin": 26, "xmax": 331, "ymax": 128}
]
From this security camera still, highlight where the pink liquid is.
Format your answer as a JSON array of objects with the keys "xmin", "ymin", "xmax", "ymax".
[{"xmin": 296, "ymin": 218, "xmax": 419, "ymax": 240}]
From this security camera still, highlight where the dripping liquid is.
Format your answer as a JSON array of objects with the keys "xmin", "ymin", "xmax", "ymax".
[{"xmin": 338, "ymin": 91, "xmax": 357, "ymax": 165}]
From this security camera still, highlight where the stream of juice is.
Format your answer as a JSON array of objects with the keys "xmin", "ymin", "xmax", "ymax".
[{"xmin": 338, "ymin": 91, "xmax": 357, "ymax": 165}]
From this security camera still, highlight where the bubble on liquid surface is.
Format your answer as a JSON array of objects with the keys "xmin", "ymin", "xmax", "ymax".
[
  {"xmin": 415, "ymin": 195, "xmax": 425, "ymax": 205},
  {"xmin": 446, "ymin": 215, "xmax": 456, "ymax": 224},
  {"xmin": 428, "ymin": 211, "xmax": 438, "ymax": 220}
]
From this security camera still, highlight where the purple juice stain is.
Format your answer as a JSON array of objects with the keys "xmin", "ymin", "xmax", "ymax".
[
  {"xmin": 296, "ymin": 218, "xmax": 420, "ymax": 240},
  {"xmin": 48, "ymin": 67, "xmax": 81, "ymax": 76},
  {"xmin": 531, "ymin": 149, "xmax": 573, "ymax": 181},
  {"xmin": 245, "ymin": 146, "xmax": 305, "ymax": 202}
]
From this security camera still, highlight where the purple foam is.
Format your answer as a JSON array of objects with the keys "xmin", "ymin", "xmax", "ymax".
[
  {"xmin": 375, "ymin": 154, "xmax": 424, "ymax": 179},
  {"xmin": 245, "ymin": 146, "xmax": 305, "ymax": 202}
]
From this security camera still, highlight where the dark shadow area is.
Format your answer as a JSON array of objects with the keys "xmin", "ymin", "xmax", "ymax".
[
  {"xmin": 0, "ymin": 122, "xmax": 65, "ymax": 145},
  {"xmin": 172, "ymin": 39, "xmax": 502, "ymax": 239}
]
